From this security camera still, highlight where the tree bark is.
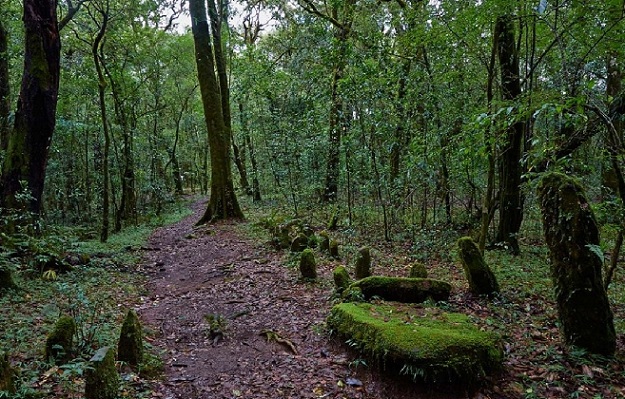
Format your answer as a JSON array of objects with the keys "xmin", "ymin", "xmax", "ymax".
[
  {"xmin": 0, "ymin": 20, "xmax": 9, "ymax": 152},
  {"xmin": 494, "ymin": 15, "xmax": 524, "ymax": 255},
  {"xmin": 190, "ymin": 0, "xmax": 243, "ymax": 223},
  {"xmin": 0, "ymin": 0, "xmax": 60, "ymax": 221}
]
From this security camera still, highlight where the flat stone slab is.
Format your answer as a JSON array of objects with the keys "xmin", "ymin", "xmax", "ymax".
[
  {"xmin": 328, "ymin": 302, "xmax": 503, "ymax": 386},
  {"xmin": 348, "ymin": 276, "xmax": 451, "ymax": 303}
]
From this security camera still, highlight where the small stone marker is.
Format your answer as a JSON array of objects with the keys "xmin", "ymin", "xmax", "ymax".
[
  {"xmin": 118, "ymin": 309, "xmax": 143, "ymax": 365},
  {"xmin": 457, "ymin": 237, "xmax": 499, "ymax": 297},
  {"xmin": 85, "ymin": 346, "xmax": 120, "ymax": 399},
  {"xmin": 45, "ymin": 315, "xmax": 76, "ymax": 364},
  {"xmin": 299, "ymin": 249, "xmax": 317, "ymax": 280},
  {"xmin": 0, "ymin": 352, "xmax": 15, "ymax": 393},
  {"xmin": 354, "ymin": 246, "xmax": 371, "ymax": 279}
]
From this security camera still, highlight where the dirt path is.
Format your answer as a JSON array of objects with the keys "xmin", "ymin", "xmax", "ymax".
[{"xmin": 139, "ymin": 200, "xmax": 458, "ymax": 399}]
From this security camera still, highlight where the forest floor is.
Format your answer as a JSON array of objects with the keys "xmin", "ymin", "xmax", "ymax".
[{"xmin": 138, "ymin": 199, "xmax": 454, "ymax": 399}]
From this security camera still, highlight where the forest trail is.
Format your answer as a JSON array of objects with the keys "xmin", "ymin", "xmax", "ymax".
[{"xmin": 138, "ymin": 200, "xmax": 456, "ymax": 399}]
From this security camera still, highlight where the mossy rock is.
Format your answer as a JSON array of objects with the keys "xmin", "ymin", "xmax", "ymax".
[
  {"xmin": 85, "ymin": 347, "xmax": 120, "ymax": 399},
  {"xmin": 333, "ymin": 266, "xmax": 351, "ymax": 293},
  {"xmin": 409, "ymin": 262, "xmax": 428, "ymax": 278},
  {"xmin": 327, "ymin": 302, "xmax": 503, "ymax": 386},
  {"xmin": 299, "ymin": 249, "xmax": 317, "ymax": 280},
  {"xmin": 118, "ymin": 309, "xmax": 143, "ymax": 366},
  {"xmin": 272, "ymin": 225, "xmax": 291, "ymax": 249},
  {"xmin": 45, "ymin": 315, "xmax": 76, "ymax": 364},
  {"xmin": 0, "ymin": 266, "xmax": 16, "ymax": 294},
  {"xmin": 0, "ymin": 352, "xmax": 15, "ymax": 393},
  {"xmin": 319, "ymin": 231, "xmax": 330, "ymax": 252},
  {"xmin": 354, "ymin": 246, "xmax": 371, "ymax": 280},
  {"xmin": 457, "ymin": 237, "xmax": 499, "ymax": 297},
  {"xmin": 290, "ymin": 234, "xmax": 308, "ymax": 252},
  {"xmin": 349, "ymin": 276, "xmax": 451, "ymax": 303},
  {"xmin": 329, "ymin": 239, "xmax": 340, "ymax": 259}
]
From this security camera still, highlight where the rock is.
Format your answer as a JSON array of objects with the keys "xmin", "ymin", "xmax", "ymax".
[
  {"xmin": 85, "ymin": 347, "xmax": 120, "ymax": 399},
  {"xmin": 333, "ymin": 266, "xmax": 351, "ymax": 293},
  {"xmin": 348, "ymin": 276, "xmax": 451, "ymax": 303},
  {"xmin": 408, "ymin": 262, "xmax": 428, "ymax": 278},
  {"xmin": 0, "ymin": 352, "xmax": 15, "ymax": 393},
  {"xmin": 0, "ymin": 266, "xmax": 16, "ymax": 294},
  {"xmin": 354, "ymin": 246, "xmax": 371, "ymax": 279},
  {"xmin": 45, "ymin": 315, "xmax": 76, "ymax": 364},
  {"xmin": 327, "ymin": 302, "xmax": 503, "ymax": 386},
  {"xmin": 299, "ymin": 249, "xmax": 317, "ymax": 280},
  {"xmin": 118, "ymin": 309, "xmax": 143, "ymax": 366},
  {"xmin": 329, "ymin": 239, "xmax": 340, "ymax": 259},
  {"xmin": 457, "ymin": 237, "xmax": 499, "ymax": 297},
  {"xmin": 290, "ymin": 234, "xmax": 309, "ymax": 252},
  {"xmin": 318, "ymin": 231, "xmax": 330, "ymax": 252},
  {"xmin": 538, "ymin": 172, "xmax": 616, "ymax": 356}
]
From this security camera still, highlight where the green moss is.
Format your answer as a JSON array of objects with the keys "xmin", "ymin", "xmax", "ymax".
[
  {"xmin": 333, "ymin": 266, "xmax": 351, "ymax": 293},
  {"xmin": 290, "ymin": 234, "xmax": 308, "ymax": 252},
  {"xmin": 319, "ymin": 231, "xmax": 330, "ymax": 252},
  {"xmin": 329, "ymin": 239, "xmax": 339, "ymax": 259},
  {"xmin": 327, "ymin": 303, "xmax": 503, "ymax": 386},
  {"xmin": 349, "ymin": 276, "xmax": 451, "ymax": 303},
  {"xmin": 118, "ymin": 309, "xmax": 143, "ymax": 366},
  {"xmin": 299, "ymin": 249, "xmax": 317, "ymax": 280},
  {"xmin": 457, "ymin": 237, "xmax": 499, "ymax": 297},
  {"xmin": 408, "ymin": 262, "xmax": 428, "ymax": 278},
  {"xmin": 0, "ymin": 352, "xmax": 15, "ymax": 393},
  {"xmin": 45, "ymin": 315, "xmax": 75, "ymax": 364},
  {"xmin": 85, "ymin": 346, "xmax": 120, "ymax": 399},
  {"xmin": 354, "ymin": 246, "xmax": 371, "ymax": 279}
]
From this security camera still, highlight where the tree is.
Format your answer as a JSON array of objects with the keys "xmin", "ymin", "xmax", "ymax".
[
  {"xmin": 0, "ymin": 0, "xmax": 61, "ymax": 225},
  {"xmin": 189, "ymin": 0, "xmax": 243, "ymax": 223}
]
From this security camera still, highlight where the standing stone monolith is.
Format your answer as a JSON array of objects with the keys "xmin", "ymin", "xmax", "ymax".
[
  {"xmin": 538, "ymin": 172, "xmax": 615, "ymax": 356},
  {"xmin": 299, "ymin": 249, "xmax": 317, "ymax": 280},
  {"xmin": 118, "ymin": 309, "xmax": 143, "ymax": 366},
  {"xmin": 354, "ymin": 246, "xmax": 371, "ymax": 280},
  {"xmin": 85, "ymin": 346, "xmax": 120, "ymax": 399},
  {"xmin": 457, "ymin": 237, "xmax": 499, "ymax": 297}
]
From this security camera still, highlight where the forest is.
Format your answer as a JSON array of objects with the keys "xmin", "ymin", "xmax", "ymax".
[{"xmin": 0, "ymin": 0, "xmax": 624, "ymax": 398}]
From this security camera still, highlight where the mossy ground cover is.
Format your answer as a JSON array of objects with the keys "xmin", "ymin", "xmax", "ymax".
[
  {"xmin": 246, "ymin": 200, "xmax": 625, "ymax": 398},
  {"xmin": 328, "ymin": 302, "xmax": 503, "ymax": 386},
  {"xmin": 0, "ymin": 199, "xmax": 192, "ymax": 398}
]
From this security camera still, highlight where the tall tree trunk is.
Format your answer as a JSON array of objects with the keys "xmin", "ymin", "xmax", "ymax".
[
  {"xmin": 494, "ymin": 15, "xmax": 524, "ymax": 255},
  {"xmin": 190, "ymin": 0, "xmax": 243, "ymax": 224},
  {"xmin": 0, "ymin": 20, "xmax": 8, "ymax": 152},
  {"xmin": 207, "ymin": 0, "xmax": 250, "ymax": 195},
  {"xmin": 238, "ymin": 101, "xmax": 261, "ymax": 201},
  {"xmin": 0, "ymin": 0, "xmax": 60, "ymax": 222},
  {"xmin": 92, "ymin": 4, "xmax": 110, "ymax": 242}
]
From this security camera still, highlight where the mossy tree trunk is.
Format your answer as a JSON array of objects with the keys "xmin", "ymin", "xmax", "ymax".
[
  {"xmin": 538, "ymin": 173, "xmax": 616, "ymax": 356},
  {"xmin": 0, "ymin": 19, "xmax": 9, "ymax": 152},
  {"xmin": 494, "ymin": 15, "xmax": 524, "ymax": 255},
  {"xmin": 0, "ymin": 0, "xmax": 60, "ymax": 221},
  {"xmin": 190, "ymin": 0, "xmax": 243, "ymax": 224}
]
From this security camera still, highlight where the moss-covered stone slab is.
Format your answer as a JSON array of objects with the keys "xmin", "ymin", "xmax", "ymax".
[
  {"xmin": 457, "ymin": 237, "xmax": 499, "ymax": 297},
  {"xmin": 118, "ymin": 309, "xmax": 143, "ymax": 366},
  {"xmin": 328, "ymin": 303, "xmax": 503, "ymax": 385},
  {"xmin": 85, "ymin": 346, "xmax": 120, "ymax": 399},
  {"xmin": 348, "ymin": 276, "xmax": 451, "ymax": 303}
]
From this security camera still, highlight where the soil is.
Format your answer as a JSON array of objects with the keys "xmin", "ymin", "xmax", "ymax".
[{"xmin": 139, "ymin": 200, "xmax": 465, "ymax": 399}]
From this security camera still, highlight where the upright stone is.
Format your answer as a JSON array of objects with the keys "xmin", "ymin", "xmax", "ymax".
[
  {"xmin": 118, "ymin": 309, "xmax": 143, "ymax": 366},
  {"xmin": 409, "ymin": 262, "xmax": 428, "ymax": 278},
  {"xmin": 45, "ymin": 315, "xmax": 76, "ymax": 364},
  {"xmin": 333, "ymin": 266, "xmax": 351, "ymax": 293},
  {"xmin": 457, "ymin": 237, "xmax": 499, "ymax": 297},
  {"xmin": 85, "ymin": 347, "xmax": 120, "ymax": 399},
  {"xmin": 0, "ymin": 352, "xmax": 15, "ymax": 393},
  {"xmin": 538, "ymin": 173, "xmax": 615, "ymax": 356},
  {"xmin": 299, "ymin": 249, "xmax": 317, "ymax": 280},
  {"xmin": 329, "ymin": 239, "xmax": 340, "ymax": 259},
  {"xmin": 354, "ymin": 246, "xmax": 371, "ymax": 280},
  {"xmin": 319, "ymin": 231, "xmax": 330, "ymax": 252},
  {"xmin": 0, "ymin": 266, "xmax": 15, "ymax": 294}
]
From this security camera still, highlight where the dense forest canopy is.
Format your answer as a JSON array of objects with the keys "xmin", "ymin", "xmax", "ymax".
[{"xmin": 0, "ymin": 0, "xmax": 623, "ymax": 246}]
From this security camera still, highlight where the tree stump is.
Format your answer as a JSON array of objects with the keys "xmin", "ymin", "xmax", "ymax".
[
  {"xmin": 537, "ymin": 172, "xmax": 616, "ymax": 356},
  {"xmin": 457, "ymin": 237, "xmax": 499, "ymax": 297},
  {"xmin": 45, "ymin": 315, "xmax": 75, "ymax": 364},
  {"xmin": 299, "ymin": 249, "xmax": 317, "ymax": 280},
  {"xmin": 85, "ymin": 347, "xmax": 120, "ymax": 399},
  {"xmin": 118, "ymin": 309, "xmax": 143, "ymax": 366},
  {"xmin": 354, "ymin": 246, "xmax": 371, "ymax": 279}
]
